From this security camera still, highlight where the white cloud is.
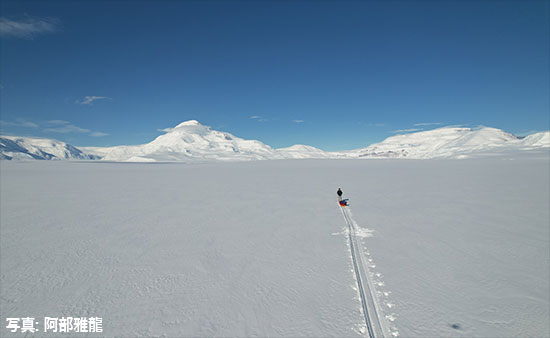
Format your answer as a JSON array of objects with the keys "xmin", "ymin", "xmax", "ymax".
[
  {"xmin": 19, "ymin": 121, "xmax": 39, "ymax": 128},
  {"xmin": 292, "ymin": 120, "xmax": 304, "ymax": 123},
  {"xmin": 1, "ymin": 118, "xmax": 108, "ymax": 138},
  {"xmin": 0, "ymin": 17, "xmax": 59, "ymax": 39},
  {"xmin": 249, "ymin": 115, "xmax": 262, "ymax": 119},
  {"xmin": 249, "ymin": 115, "xmax": 269, "ymax": 122},
  {"xmin": 46, "ymin": 120, "xmax": 70, "ymax": 125},
  {"xmin": 43, "ymin": 121, "xmax": 108, "ymax": 137},
  {"xmin": 44, "ymin": 122, "xmax": 108, "ymax": 137},
  {"xmin": 90, "ymin": 131, "xmax": 109, "ymax": 137},
  {"xmin": 44, "ymin": 124, "xmax": 90, "ymax": 134},
  {"xmin": 390, "ymin": 128, "xmax": 423, "ymax": 133},
  {"xmin": 0, "ymin": 119, "xmax": 39, "ymax": 128},
  {"xmin": 76, "ymin": 96, "xmax": 110, "ymax": 105},
  {"xmin": 414, "ymin": 122, "xmax": 442, "ymax": 126}
]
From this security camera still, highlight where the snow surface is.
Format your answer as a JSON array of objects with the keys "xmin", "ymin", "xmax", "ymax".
[{"xmin": 1, "ymin": 154, "xmax": 548, "ymax": 337}]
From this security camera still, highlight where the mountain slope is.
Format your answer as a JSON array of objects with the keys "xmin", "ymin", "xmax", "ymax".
[
  {"xmin": 521, "ymin": 131, "xmax": 550, "ymax": 148},
  {"xmin": 0, "ymin": 136, "xmax": 98, "ymax": 160},
  {"xmin": 278, "ymin": 144, "xmax": 332, "ymax": 159}
]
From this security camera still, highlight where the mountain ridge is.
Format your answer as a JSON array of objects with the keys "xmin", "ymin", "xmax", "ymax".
[
  {"xmin": 2, "ymin": 121, "xmax": 549, "ymax": 161},
  {"xmin": 0, "ymin": 135, "xmax": 99, "ymax": 160}
]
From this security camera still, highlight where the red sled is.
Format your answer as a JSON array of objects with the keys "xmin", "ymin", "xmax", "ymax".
[{"xmin": 339, "ymin": 199, "xmax": 349, "ymax": 206}]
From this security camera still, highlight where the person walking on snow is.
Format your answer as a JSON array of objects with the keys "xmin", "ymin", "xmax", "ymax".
[{"xmin": 337, "ymin": 187, "xmax": 343, "ymax": 201}]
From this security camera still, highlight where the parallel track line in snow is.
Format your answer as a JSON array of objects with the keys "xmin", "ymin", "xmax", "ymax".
[
  {"xmin": 340, "ymin": 203, "xmax": 388, "ymax": 338},
  {"xmin": 341, "ymin": 205, "xmax": 375, "ymax": 338}
]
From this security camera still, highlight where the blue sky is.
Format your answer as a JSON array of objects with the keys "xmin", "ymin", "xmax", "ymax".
[{"xmin": 1, "ymin": 0, "xmax": 548, "ymax": 151}]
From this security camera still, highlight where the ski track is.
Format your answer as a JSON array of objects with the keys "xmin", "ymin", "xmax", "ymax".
[{"xmin": 340, "ymin": 203, "xmax": 392, "ymax": 338}]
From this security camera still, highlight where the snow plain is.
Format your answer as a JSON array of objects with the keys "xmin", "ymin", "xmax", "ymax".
[{"xmin": 1, "ymin": 152, "xmax": 549, "ymax": 337}]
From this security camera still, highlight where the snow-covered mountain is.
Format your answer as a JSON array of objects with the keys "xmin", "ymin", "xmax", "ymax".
[
  {"xmin": 0, "ymin": 136, "xmax": 98, "ymax": 160},
  {"xmin": 1, "ymin": 121, "xmax": 330, "ymax": 162},
  {"xmin": 1, "ymin": 122, "xmax": 548, "ymax": 161},
  {"xmin": 88, "ymin": 120, "xmax": 333, "ymax": 162},
  {"xmin": 521, "ymin": 131, "xmax": 550, "ymax": 148},
  {"xmin": 91, "ymin": 120, "xmax": 286, "ymax": 162},
  {"xmin": 277, "ymin": 144, "xmax": 333, "ymax": 159},
  {"xmin": 345, "ymin": 127, "xmax": 550, "ymax": 159}
]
